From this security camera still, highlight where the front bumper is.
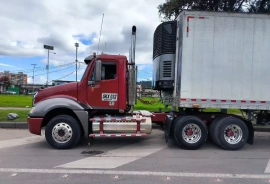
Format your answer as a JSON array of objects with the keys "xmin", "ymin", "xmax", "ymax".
[{"xmin": 27, "ymin": 117, "xmax": 43, "ymax": 135}]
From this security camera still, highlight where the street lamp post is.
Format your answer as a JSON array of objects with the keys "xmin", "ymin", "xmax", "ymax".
[
  {"xmin": 75, "ymin": 42, "xmax": 79, "ymax": 82},
  {"xmin": 31, "ymin": 64, "xmax": 37, "ymax": 92},
  {"xmin": 43, "ymin": 45, "xmax": 54, "ymax": 87}
]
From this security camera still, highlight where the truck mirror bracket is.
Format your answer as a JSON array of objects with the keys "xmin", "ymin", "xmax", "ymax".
[{"xmin": 88, "ymin": 81, "xmax": 95, "ymax": 86}]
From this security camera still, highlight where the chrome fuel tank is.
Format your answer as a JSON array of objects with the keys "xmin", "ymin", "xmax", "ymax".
[{"xmin": 92, "ymin": 116, "xmax": 152, "ymax": 134}]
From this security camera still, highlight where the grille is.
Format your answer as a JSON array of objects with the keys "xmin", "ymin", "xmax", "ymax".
[
  {"xmin": 163, "ymin": 61, "xmax": 172, "ymax": 78},
  {"xmin": 153, "ymin": 21, "xmax": 177, "ymax": 59}
]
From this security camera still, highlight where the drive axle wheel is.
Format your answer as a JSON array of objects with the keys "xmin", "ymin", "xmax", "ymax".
[
  {"xmin": 209, "ymin": 116, "xmax": 229, "ymax": 146},
  {"xmin": 45, "ymin": 115, "xmax": 81, "ymax": 149},
  {"xmin": 214, "ymin": 117, "xmax": 249, "ymax": 150},
  {"xmin": 224, "ymin": 124, "xmax": 243, "ymax": 144},
  {"xmin": 173, "ymin": 116, "xmax": 208, "ymax": 150}
]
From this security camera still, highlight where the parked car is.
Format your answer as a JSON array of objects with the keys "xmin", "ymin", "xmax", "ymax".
[
  {"xmin": 28, "ymin": 91, "xmax": 37, "ymax": 95},
  {"xmin": 6, "ymin": 91, "xmax": 16, "ymax": 94}
]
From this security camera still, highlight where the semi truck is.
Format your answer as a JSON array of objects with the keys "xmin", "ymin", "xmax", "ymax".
[{"xmin": 28, "ymin": 10, "xmax": 270, "ymax": 151}]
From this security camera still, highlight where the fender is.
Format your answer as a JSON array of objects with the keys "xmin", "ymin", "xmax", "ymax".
[{"xmin": 29, "ymin": 97, "xmax": 89, "ymax": 137}]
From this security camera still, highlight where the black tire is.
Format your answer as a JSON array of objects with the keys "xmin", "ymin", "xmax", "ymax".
[
  {"xmin": 173, "ymin": 116, "xmax": 208, "ymax": 150},
  {"xmin": 215, "ymin": 117, "xmax": 249, "ymax": 150},
  {"xmin": 209, "ymin": 116, "xmax": 230, "ymax": 146},
  {"xmin": 172, "ymin": 116, "xmax": 191, "ymax": 134},
  {"xmin": 45, "ymin": 115, "xmax": 81, "ymax": 149}
]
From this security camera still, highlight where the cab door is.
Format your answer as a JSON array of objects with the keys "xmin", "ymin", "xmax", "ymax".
[{"xmin": 87, "ymin": 60, "xmax": 119, "ymax": 109}]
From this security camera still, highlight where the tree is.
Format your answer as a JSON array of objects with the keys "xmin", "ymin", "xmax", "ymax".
[{"xmin": 158, "ymin": 0, "xmax": 270, "ymax": 21}]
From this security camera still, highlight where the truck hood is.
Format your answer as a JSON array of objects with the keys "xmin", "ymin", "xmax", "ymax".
[{"xmin": 35, "ymin": 82, "xmax": 78, "ymax": 104}]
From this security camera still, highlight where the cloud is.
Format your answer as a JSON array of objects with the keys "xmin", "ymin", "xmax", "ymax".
[
  {"xmin": 137, "ymin": 63, "xmax": 153, "ymax": 71},
  {"xmin": 27, "ymin": 76, "xmax": 47, "ymax": 85},
  {"xmin": 1, "ymin": 0, "xmax": 166, "ymax": 84},
  {"xmin": 73, "ymin": 33, "xmax": 96, "ymax": 46},
  {"xmin": 0, "ymin": 63, "xmax": 15, "ymax": 67},
  {"xmin": 0, "ymin": 0, "xmax": 164, "ymax": 64}
]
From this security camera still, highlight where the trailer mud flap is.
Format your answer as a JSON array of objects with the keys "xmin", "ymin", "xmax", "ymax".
[
  {"xmin": 245, "ymin": 120, "xmax": 254, "ymax": 145},
  {"xmin": 164, "ymin": 115, "xmax": 174, "ymax": 143}
]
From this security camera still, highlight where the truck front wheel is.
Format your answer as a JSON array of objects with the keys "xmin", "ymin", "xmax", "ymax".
[
  {"xmin": 45, "ymin": 115, "xmax": 81, "ymax": 149},
  {"xmin": 173, "ymin": 116, "xmax": 208, "ymax": 150}
]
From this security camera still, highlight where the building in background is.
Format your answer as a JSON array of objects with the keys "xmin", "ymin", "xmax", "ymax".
[
  {"xmin": 136, "ymin": 84, "xmax": 159, "ymax": 98},
  {"xmin": 0, "ymin": 71, "xmax": 27, "ymax": 85}
]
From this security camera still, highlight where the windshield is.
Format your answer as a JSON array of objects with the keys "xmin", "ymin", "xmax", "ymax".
[{"xmin": 80, "ymin": 63, "xmax": 91, "ymax": 81}]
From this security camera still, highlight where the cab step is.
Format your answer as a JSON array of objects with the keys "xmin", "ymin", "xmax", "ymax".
[{"xmin": 89, "ymin": 133, "xmax": 147, "ymax": 137}]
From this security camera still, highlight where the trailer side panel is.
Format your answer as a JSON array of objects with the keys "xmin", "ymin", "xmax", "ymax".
[{"xmin": 177, "ymin": 11, "xmax": 270, "ymax": 110}]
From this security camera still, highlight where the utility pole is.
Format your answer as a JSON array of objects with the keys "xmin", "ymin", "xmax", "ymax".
[
  {"xmin": 75, "ymin": 42, "xmax": 79, "ymax": 82},
  {"xmin": 31, "ymin": 64, "xmax": 37, "ymax": 92},
  {"xmin": 43, "ymin": 45, "xmax": 54, "ymax": 87}
]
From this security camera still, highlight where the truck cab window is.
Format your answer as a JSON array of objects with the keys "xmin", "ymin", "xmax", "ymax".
[
  {"xmin": 101, "ymin": 62, "xmax": 117, "ymax": 80},
  {"xmin": 90, "ymin": 70, "xmax": 94, "ymax": 81}
]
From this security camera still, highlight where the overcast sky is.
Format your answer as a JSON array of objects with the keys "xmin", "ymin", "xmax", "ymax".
[{"xmin": 0, "ymin": 0, "xmax": 165, "ymax": 84}]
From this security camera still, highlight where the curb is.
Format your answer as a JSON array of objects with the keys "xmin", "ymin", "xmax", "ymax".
[{"xmin": 0, "ymin": 122, "xmax": 28, "ymax": 129}]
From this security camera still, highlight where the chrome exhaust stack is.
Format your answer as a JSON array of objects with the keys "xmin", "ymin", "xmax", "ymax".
[{"xmin": 128, "ymin": 26, "xmax": 137, "ymax": 114}]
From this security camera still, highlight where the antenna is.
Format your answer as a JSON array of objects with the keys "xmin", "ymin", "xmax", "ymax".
[
  {"xmin": 105, "ymin": 42, "xmax": 106, "ymax": 54},
  {"xmin": 97, "ymin": 13, "xmax": 104, "ymax": 56}
]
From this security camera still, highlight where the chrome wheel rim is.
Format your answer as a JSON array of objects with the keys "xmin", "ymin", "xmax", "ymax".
[
  {"xmin": 182, "ymin": 123, "xmax": 201, "ymax": 144},
  {"xmin": 224, "ymin": 124, "xmax": 243, "ymax": 144},
  {"xmin": 52, "ymin": 123, "xmax": 73, "ymax": 143}
]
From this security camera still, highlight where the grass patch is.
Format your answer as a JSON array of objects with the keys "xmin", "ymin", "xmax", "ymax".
[
  {"xmin": 202, "ymin": 108, "xmax": 241, "ymax": 114},
  {"xmin": 134, "ymin": 97, "xmax": 171, "ymax": 111},
  {"xmin": 0, "ymin": 95, "xmax": 242, "ymax": 122},
  {"xmin": 0, "ymin": 95, "xmax": 32, "ymax": 107},
  {"xmin": 0, "ymin": 110, "xmax": 30, "ymax": 122}
]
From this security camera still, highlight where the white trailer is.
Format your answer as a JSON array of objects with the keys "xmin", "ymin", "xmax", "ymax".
[
  {"xmin": 152, "ymin": 10, "xmax": 270, "ymax": 151},
  {"xmin": 174, "ymin": 11, "xmax": 270, "ymax": 110}
]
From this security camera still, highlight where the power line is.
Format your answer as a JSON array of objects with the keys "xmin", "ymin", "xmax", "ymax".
[
  {"xmin": 47, "ymin": 63, "xmax": 81, "ymax": 84},
  {"xmin": 28, "ymin": 64, "xmax": 76, "ymax": 78},
  {"xmin": 0, "ymin": 62, "xmax": 76, "ymax": 74},
  {"xmin": 0, "ymin": 63, "xmax": 77, "ymax": 84}
]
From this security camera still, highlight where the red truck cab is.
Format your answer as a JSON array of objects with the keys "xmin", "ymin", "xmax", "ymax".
[
  {"xmin": 34, "ymin": 54, "xmax": 128, "ymax": 111},
  {"xmin": 27, "ymin": 26, "xmax": 151, "ymax": 149}
]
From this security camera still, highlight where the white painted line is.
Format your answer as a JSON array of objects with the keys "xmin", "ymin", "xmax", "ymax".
[
  {"xmin": 265, "ymin": 159, "xmax": 270, "ymax": 173},
  {"xmin": 0, "ymin": 136, "xmax": 44, "ymax": 149},
  {"xmin": 56, "ymin": 157, "xmax": 141, "ymax": 169},
  {"xmin": 0, "ymin": 168, "xmax": 270, "ymax": 179},
  {"xmin": 10, "ymin": 173, "xmax": 17, "ymax": 177},
  {"xmin": 55, "ymin": 137, "xmax": 167, "ymax": 169}
]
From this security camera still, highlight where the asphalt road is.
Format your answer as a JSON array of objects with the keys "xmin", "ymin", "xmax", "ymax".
[{"xmin": 0, "ymin": 126, "xmax": 270, "ymax": 184}]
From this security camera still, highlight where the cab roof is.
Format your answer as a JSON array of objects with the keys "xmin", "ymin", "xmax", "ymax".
[{"xmin": 84, "ymin": 54, "xmax": 127, "ymax": 64}]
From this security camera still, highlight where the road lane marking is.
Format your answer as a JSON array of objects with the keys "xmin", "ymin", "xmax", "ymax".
[
  {"xmin": 55, "ymin": 137, "xmax": 167, "ymax": 169},
  {"xmin": 0, "ymin": 168, "xmax": 270, "ymax": 179},
  {"xmin": 0, "ymin": 136, "xmax": 44, "ymax": 149},
  {"xmin": 265, "ymin": 159, "xmax": 270, "ymax": 173}
]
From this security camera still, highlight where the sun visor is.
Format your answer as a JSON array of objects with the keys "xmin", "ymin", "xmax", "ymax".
[{"xmin": 84, "ymin": 55, "xmax": 94, "ymax": 64}]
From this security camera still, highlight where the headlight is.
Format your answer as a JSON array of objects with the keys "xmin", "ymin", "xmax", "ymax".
[{"xmin": 30, "ymin": 107, "xmax": 35, "ymax": 114}]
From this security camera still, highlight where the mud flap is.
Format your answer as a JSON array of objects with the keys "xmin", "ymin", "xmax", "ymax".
[
  {"xmin": 246, "ymin": 120, "xmax": 254, "ymax": 145},
  {"xmin": 164, "ymin": 115, "xmax": 174, "ymax": 144}
]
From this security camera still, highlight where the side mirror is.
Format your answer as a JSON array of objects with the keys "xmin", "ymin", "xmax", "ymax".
[{"xmin": 94, "ymin": 60, "xmax": 102, "ymax": 82}]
